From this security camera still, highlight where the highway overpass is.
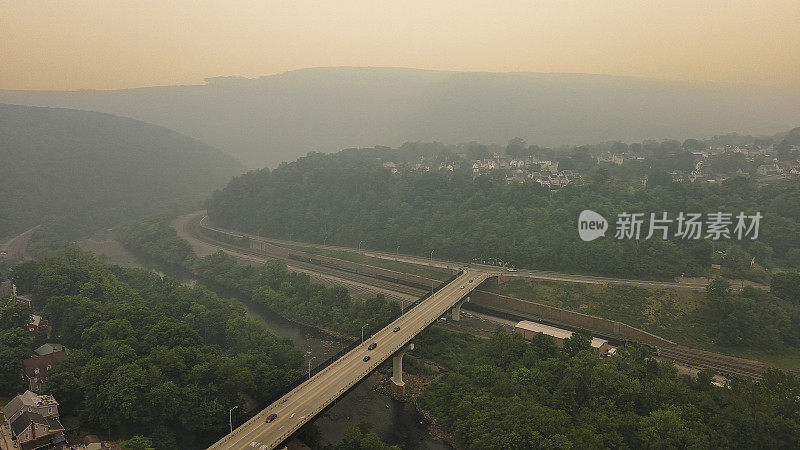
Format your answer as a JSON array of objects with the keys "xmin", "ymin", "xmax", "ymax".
[{"xmin": 209, "ymin": 270, "xmax": 488, "ymax": 450}]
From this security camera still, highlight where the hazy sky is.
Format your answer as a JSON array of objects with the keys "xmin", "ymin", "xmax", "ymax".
[{"xmin": 3, "ymin": 0, "xmax": 799, "ymax": 91}]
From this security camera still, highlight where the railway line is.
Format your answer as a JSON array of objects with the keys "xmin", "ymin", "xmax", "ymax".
[{"xmin": 658, "ymin": 346, "xmax": 766, "ymax": 381}]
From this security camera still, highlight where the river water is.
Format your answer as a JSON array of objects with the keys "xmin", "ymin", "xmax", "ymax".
[{"xmin": 78, "ymin": 236, "xmax": 449, "ymax": 449}]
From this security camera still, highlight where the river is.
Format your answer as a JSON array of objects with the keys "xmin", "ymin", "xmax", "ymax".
[{"xmin": 78, "ymin": 236, "xmax": 450, "ymax": 449}]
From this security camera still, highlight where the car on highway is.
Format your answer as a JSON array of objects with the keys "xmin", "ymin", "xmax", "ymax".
[
  {"xmin": 392, "ymin": 326, "xmax": 400, "ymax": 332},
  {"xmin": 460, "ymin": 285, "xmax": 465, "ymax": 289},
  {"xmin": 265, "ymin": 413, "xmax": 278, "ymax": 423},
  {"xmin": 363, "ymin": 356, "xmax": 371, "ymax": 362},
  {"xmin": 507, "ymin": 267, "xmax": 517, "ymax": 272},
  {"xmin": 469, "ymin": 279, "xmax": 473, "ymax": 282},
  {"xmin": 368, "ymin": 342, "xmax": 377, "ymax": 350}
]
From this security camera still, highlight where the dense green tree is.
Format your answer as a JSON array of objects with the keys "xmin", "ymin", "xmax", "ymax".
[
  {"xmin": 325, "ymin": 422, "xmax": 401, "ymax": 450},
  {"xmin": 562, "ymin": 329, "xmax": 592, "ymax": 356},
  {"xmin": 121, "ymin": 436, "xmax": 155, "ymax": 450},
  {"xmin": 0, "ymin": 303, "xmax": 31, "ymax": 329},
  {"xmin": 0, "ymin": 327, "xmax": 31, "ymax": 393},
  {"xmin": 418, "ymin": 327, "xmax": 800, "ymax": 449},
  {"xmin": 771, "ymin": 272, "xmax": 800, "ymax": 303},
  {"xmin": 7, "ymin": 248, "xmax": 303, "ymax": 448}
]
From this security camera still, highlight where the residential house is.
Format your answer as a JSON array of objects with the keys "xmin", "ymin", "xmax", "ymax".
[
  {"xmin": 2, "ymin": 391, "xmax": 66, "ymax": 449},
  {"xmin": 16, "ymin": 293, "xmax": 33, "ymax": 307},
  {"xmin": 23, "ymin": 347, "xmax": 68, "ymax": 392},
  {"xmin": 27, "ymin": 315, "xmax": 48, "ymax": 336}
]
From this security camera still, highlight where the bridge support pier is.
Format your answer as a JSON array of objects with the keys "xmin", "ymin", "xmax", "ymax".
[
  {"xmin": 390, "ymin": 343, "xmax": 414, "ymax": 395},
  {"xmin": 451, "ymin": 297, "xmax": 469, "ymax": 321}
]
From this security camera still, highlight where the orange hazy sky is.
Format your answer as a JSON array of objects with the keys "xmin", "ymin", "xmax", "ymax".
[{"xmin": 2, "ymin": 0, "xmax": 799, "ymax": 91}]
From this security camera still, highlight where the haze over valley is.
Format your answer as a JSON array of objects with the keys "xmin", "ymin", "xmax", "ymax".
[{"xmin": 3, "ymin": 67, "xmax": 799, "ymax": 168}]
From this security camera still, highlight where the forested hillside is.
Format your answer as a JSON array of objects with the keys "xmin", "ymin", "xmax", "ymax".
[
  {"xmin": 206, "ymin": 149, "xmax": 800, "ymax": 280},
  {"xmin": 0, "ymin": 104, "xmax": 243, "ymax": 238}
]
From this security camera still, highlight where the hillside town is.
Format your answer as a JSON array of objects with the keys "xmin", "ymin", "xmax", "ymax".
[{"xmin": 380, "ymin": 138, "xmax": 800, "ymax": 190}]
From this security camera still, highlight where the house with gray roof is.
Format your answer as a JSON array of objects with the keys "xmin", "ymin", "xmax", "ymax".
[{"xmin": 2, "ymin": 391, "xmax": 65, "ymax": 449}]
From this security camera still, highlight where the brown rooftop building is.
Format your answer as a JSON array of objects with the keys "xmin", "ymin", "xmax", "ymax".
[{"xmin": 23, "ymin": 348, "xmax": 68, "ymax": 393}]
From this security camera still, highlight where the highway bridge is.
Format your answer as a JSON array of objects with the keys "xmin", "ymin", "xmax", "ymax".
[{"xmin": 209, "ymin": 270, "xmax": 488, "ymax": 450}]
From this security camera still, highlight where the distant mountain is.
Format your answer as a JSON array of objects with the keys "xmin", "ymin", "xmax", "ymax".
[
  {"xmin": 0, "ymin": 104, "xmax": 244, "ymax": 238},
  {"xmin": 2, "ymin": 67, "xmax": 799, "ymax": 168}
]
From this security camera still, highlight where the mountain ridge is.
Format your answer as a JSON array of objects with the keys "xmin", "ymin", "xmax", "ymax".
[{"xmin": 2, "ymin": 67, "xmax": 798, "ymax": 168}]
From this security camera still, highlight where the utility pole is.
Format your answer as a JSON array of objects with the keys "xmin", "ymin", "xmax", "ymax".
[{"xmin": 361, "ymin": 323, "xmax": 369, "ymax": 343}]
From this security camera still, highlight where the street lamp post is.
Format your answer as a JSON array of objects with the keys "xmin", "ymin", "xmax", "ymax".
[
  {"xmin": 307, "ymin": 356, "xmax": 316, "ymax": 379},
  {"xmin": 361, "ymin": 323, "xmax": 369, "ymax": 343},
  {"xmin": 229, "ymin": 406, "xmax": 238, "ymax": 434},
  {"xmin": 396, "ymin": 245, "xmax": 400, "ymax": 255},
  {"xmin": 359, "ymin": 240, "xmax": 364, "ymax": 251}
]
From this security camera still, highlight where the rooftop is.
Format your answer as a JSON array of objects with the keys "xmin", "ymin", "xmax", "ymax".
[
  {"xmin": 34, "ymin": 343, "xmax": 67, "ymax": 356},
  {"xmin": 515, "ymin": 320, "xmax": 608, "ymax": 349}
]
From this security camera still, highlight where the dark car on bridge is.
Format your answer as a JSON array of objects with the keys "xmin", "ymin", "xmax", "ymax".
[
  {"xmin": 363, "ymin": 356, "xmax": 371, "ymax": 362},
  {"xmin": 368, "ymin": 342, "xmax": 377, "ymax": 350},
  {"xmin": 392, "ymin": 326, "xmax": 400, "ymax": 332},
  {"xmin": 265, "ymin": 413, "xmax": 277, "ymax": 423}
]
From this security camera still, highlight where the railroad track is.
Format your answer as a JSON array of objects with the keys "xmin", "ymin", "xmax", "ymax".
[{"xmin": 658, "ymin": 346, "xmax": 766, "ymax": 381}]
